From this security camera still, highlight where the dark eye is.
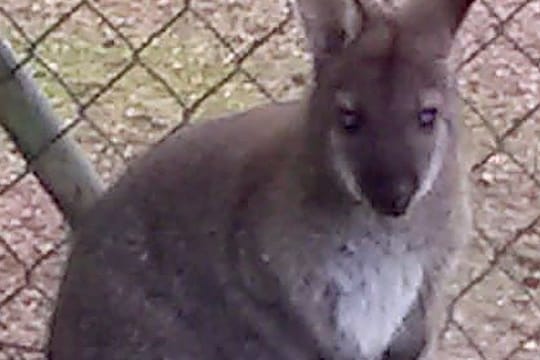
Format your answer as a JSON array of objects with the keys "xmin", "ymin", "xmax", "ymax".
[
  {"xmin": 418, "ymin": 107, "xmax": 438, "ymax": 130},
  {"xmin": 338, "ymin": 107, "xmax": 361, "ymax": 133}
]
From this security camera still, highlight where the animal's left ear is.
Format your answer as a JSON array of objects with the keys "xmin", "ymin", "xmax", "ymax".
[
  {"xmin": 445, "ymin": 0, "xmax": 477, "ymax": 35},
  {"xmin": 295, "ymin": 0, "xmax": 367, "ymax": 62}
]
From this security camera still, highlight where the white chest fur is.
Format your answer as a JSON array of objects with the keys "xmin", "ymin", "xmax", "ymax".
[{"xmin": 329, "ymin": 248, "xmax": 424, "ymax": 359}]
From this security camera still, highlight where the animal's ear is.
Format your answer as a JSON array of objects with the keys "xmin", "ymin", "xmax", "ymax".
[
  {"xmin": 405, "ymin": 0, "xmax": 476, "ymax": 35},
  {"xmin": 442, "ymin": 0, "xmax": 477, "ymax": 34},
  {"xmin": 295, "ymin": 0, "xmax": 366, "ymax": 61}
]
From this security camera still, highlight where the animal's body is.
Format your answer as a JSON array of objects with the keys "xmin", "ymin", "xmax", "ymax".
[{"xmin": 47, "ymin": 1, "xmax": 476, "ymax": 359}]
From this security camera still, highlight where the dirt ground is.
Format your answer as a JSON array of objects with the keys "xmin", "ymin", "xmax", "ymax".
[{"xmin": 0, "ymin": 0, "xmax": 539, "ymax": 359}]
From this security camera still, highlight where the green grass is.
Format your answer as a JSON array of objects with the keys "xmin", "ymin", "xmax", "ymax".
[{"xmin": 0, "ymin": 8, "xmax": 309, "ymax": 184}]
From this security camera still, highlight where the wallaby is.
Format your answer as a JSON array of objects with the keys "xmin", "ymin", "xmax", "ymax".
[{"xmin": 47, "ymin": 0, "xmax": 475, "ymax": 359}]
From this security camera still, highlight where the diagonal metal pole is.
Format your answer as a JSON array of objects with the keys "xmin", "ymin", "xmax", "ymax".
[{"xmin": 0, "ymin": 40, "xmax": 104, "ymax": 227}]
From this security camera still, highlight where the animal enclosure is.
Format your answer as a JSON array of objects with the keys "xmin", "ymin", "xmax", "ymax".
[{"xmin": 0, "ymin": 0, "xmax": 539, "ymax": 359}]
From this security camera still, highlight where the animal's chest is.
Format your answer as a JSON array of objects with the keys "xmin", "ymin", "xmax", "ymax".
[{"xmin": 328, "ymin": 247, "xmax": 424, "ymax": 359}]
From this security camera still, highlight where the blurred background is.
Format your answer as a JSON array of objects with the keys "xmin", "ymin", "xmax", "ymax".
[{"xmin": 0, "ymin": 0, "xmax": 538, "ymax": 359}]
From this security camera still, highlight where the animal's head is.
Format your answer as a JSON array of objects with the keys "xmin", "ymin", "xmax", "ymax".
[{"xmin": 296, "ymin": 0, "xmax": 475, "ymax": 217}]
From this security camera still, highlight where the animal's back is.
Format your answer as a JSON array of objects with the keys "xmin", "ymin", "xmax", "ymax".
[{"xmin": 47, "ymin": 101, "xmax": 325, "ymax": 360}]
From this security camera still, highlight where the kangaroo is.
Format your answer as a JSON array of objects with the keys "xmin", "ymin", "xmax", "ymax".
[{"xmin": 47, "ymin": 0, "xmax": 475, "ymax": 359}]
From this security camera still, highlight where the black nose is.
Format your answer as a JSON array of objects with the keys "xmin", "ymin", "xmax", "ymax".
[
  {"xmin": 363, "ymin": 176, "xmax": 417, "ymax": 217},
  {"xmin": 388, "ymin": 180, "xmax": 416, "ymax": 216},
  {"xmin": 387, "ymin": 195, "xmax": 412, "ymax": 216}
]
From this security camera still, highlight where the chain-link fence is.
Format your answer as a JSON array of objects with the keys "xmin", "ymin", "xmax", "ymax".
[{"xmin": 0, "ymin": 0, "xmax": 538, "ymax": 359}]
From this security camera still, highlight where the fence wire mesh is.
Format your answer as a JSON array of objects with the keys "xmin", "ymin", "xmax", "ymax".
[{"xmin": 0, "ymin": 0, "xmax": 538, "ymax": 359}]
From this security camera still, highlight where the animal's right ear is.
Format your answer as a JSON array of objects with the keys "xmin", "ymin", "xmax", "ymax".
[
  {"xmin": 401, "ymin": 0, "xmax": 476, "ymax": 37},
  {"xmin": 295, "ymin": 0, "xmax": 366, "ymax": 62}
]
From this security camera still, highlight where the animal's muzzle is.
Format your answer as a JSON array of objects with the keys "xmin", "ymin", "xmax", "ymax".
[{"xmin": 361, "ymin": 173, "xmax": 419, "ymax": 217}]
